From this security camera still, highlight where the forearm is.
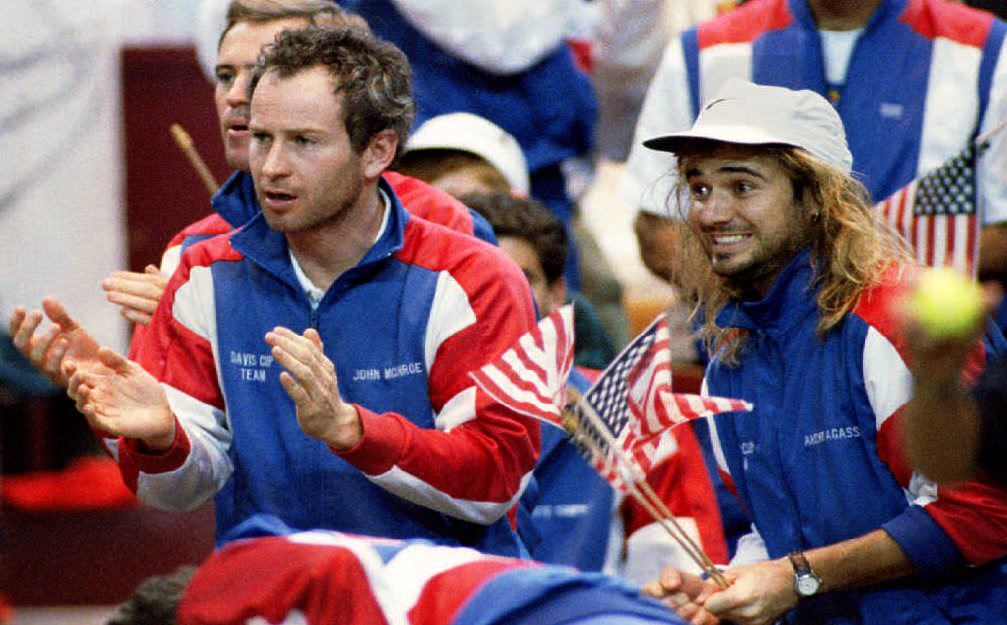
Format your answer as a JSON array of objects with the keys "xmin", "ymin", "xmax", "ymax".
[
  {"xmin": 904, "ymin": 376, "xmax": 980, "ymax": 482},
  {"xmin": 804, "ymin": 529, "xmax": 916, "ymax": 594},
  {"xmin": 337, "ymin": 396, "xmax": 539, "ymax": 524}
]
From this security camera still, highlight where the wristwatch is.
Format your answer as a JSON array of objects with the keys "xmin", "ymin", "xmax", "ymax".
[{"xmin": 788, "ymin": 551, "xmax": 822, "ymax": 598}]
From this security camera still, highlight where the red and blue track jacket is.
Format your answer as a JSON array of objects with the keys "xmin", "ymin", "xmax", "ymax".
[
  {"xmin": 178, "ymin": 521, "xmax": 687, "ymax": 625},
  {"xmin": 115, "ymin": 180, "xmax": 540, "ymax": 555},
  {"xmin": 704, "ymin": 248, "xmax": 1007, "ymax": 623}
]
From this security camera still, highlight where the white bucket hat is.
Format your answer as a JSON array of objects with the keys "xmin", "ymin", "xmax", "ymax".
[
  {"xmin": 643, "ymin": 78, "xmax": 853, "ymax": 173},
  {"xmin": 406, "ymin": 112, "xmax": 530, "ymax": 194}
]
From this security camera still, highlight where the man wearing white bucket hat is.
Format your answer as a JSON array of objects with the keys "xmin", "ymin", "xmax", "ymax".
[{"xmin": 643, "ymin": 79, "xmax": 1007, "ymax": 625}]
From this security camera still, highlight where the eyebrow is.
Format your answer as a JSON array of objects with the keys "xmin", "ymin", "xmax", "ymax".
[{"xmin": 685, "ymin": 164, "xmax": 768, "ymax": 180}]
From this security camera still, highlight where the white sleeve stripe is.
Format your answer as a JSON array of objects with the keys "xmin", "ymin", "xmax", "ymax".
[
  {"xmin": 978, "ymin": 40, "xmax": 1007, "ymax": 225},
  {"xmin": 424, "ymin": 271, "xmax": 477, "ymax": 372},
  {"xmin": 367, "ymin": 467, "xmax": 533, "ymax": 525},
  {"xmin": 917, "ymin": 38, "xmax": 981, "ymax": 178},
  {"xmin": 134, "ymin": 384, "xmax": 232, "ymax": 511},
  {"xmin": 862, "ymin": 327, "xmax": 912, "ymax": 430},
  {"xmin": 433, "ymin": 386, "xmax": 477, "ymax": 432},
  {"xmin": 171, "ymin": 265, "xmax": 216, "ymax": 342}
]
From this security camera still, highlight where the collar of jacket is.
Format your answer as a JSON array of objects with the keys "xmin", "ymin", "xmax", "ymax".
[
  {"xmin": 715, "ymin": 247, "xmax": 821, "ymax": 337},
  {"xmin": 211, "ymin": 170, "xmax": 260, "ymax": 229},
  {"xmin": 228, "ymin": 176, "xmax": 408, "ymax": 297}
]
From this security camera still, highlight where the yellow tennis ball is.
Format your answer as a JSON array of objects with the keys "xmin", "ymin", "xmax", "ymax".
[{"xmin": 907, "ymin": 267, "xmax": 984, "ymax": 339}]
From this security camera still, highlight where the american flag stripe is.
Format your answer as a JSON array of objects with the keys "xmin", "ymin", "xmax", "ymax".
[
  {"xmin": 876, "ymin": 142, "xmax": 983, "ymax": 275},
  {"xmin": 469, "ymin": 306, "xmax": 575, "ymax": 427}
]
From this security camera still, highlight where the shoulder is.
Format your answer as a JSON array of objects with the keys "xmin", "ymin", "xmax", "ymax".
[
  {"xmin": 900, "ymin": 0, "xmax": 1000, "ymax": 49},
  {"xmin": 398, "ymin": 214, "xmax": 526, "ymax": 294},
  {"xmin": 174, "ymin": 230, "xmax": 245, "ymax": 277},
  {"xmin": 849, "ymin": 262, "xmax": 917, "ymax": 352},
  {"xmin": 696, "ymin": 0, "xmax": 794, "ymax": 49},
  {"xmin": 385, "ymin": 172, "xmax": 475, "ymax": 237},
  {"xmin": 166, "ymin": 213, "xmax": 232, "ymax": 250}
]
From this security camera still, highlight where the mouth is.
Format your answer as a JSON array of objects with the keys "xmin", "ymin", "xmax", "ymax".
[
  {"xmin": 262, "ymin": 189, "xmax": 297, "ymax": 211},
  {"xmin": 226, "ymin": 122, "xmax": 249, "ymax": 138},
  {"xmin": 710, "ymin": 233, "xmax": 750, "ymax": 245}
]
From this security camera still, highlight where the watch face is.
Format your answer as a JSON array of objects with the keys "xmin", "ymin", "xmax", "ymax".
[{"xmin": 796, "ymin": 573, "xmax": 821, "ymax": 596}]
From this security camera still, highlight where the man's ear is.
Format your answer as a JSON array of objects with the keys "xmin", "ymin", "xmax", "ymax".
[{"xmin": 361, "ymin": 129, "xmax": 398, "ymax": 181}]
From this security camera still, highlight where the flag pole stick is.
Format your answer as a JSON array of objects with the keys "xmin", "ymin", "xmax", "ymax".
[
  {"xmin": 975, "ymin": 118, "xmax": 1007, "ymax": 147},
  {"xmin": 170, "ymin": 123, "xmax": 220, "ymax": 196},
  {"xmin": 569, "ymin": 401, "xmax": 728, "ymax": 588}
]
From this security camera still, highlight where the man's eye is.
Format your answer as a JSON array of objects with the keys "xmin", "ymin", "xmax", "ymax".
[
  {"xmin": 216, "ymin": 71, "xmax": 234, "ymax": 86},
  {"xmin": 691, "ymin": 184, "xmax": 710, "ymax": 199},
  {"xmin": 294, "ymin": 136, "xmax": 314, "ymax": 146},
  {"xmin": 735, "ymin": 181, "xmax": 754, "ymax": 194},
  {"xmin": 251, "ymin": 132, "xmax": 269, "ymax": 143}
]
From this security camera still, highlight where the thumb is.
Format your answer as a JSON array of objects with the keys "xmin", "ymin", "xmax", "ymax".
[
  {"xmin": 145, "ymin": 264, "xmax": 161, "ymax": 275},
  {"xmin": 42, "ymin": 297, "xmax": 78, "ymax": 331}
]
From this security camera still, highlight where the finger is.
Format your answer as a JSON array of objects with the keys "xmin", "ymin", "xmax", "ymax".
[
  {"xmin": 304, "ymin": 327, "xmax": 324, "ymax": 350},
  {"xmin": 29, "ymin": 324, "xmax": 60, "ymax": 365},
  {"xmin": 266, "ymin": 329, "xmax": 318, "ymax": 364},
  {"xmin": 121, "ymin": 307, "xmax": 155, "ymax": 327},
  {"xmin": 278, "ymin": 371, "xmax": 310, "ymax": 404},
  {"xmin": 642, "ymin": 580, "xmax": 666, "ymax": 598},
  {"xmin": 44, "ymin": 337, "xmax": 69, "ymax": 376},
  {"xmin": 11, "ymin": 309, "xmax": 43, "ymax": 352},
  {"xmin": 96, "ymin": 346, "xmax": 132, "ymax": 374},
  {"xmin": 659, "ymin": 568, "xmax": 685, "ymax": 593},
  {"xmin": 42, "ymin": 297, "xmax": 78, "ymax": 331},
  {"xmin": 105, "ymin": 290, "xmax": 161, "ymax": 315},
  {"xmin": 702, "ymin": 589, "xmax": 739, "ymax": 616},
  {"xmin": 145, "ymin": 264, "xmax": 162, "ymax": 275},
  {"xmin": 271, "ymin": 344, "xmax": 316, "ymax": 385},
  {"xmin": 9, "ymin": 306, "xmax": 26, "ymax": 337}
]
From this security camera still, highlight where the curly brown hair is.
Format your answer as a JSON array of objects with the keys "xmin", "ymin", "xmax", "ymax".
[
  {"xmin": 248, "ymin": 26, "xmax": 415, "ymax": 162},
  {"xmin": 669, "ymin": 145, "xmax": 914, "ymax": 364},
  {"xmin": 462, "ymin": 191, "xmax": 568, "ymax": 285}
]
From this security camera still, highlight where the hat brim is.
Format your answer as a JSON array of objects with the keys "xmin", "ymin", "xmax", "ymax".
[{"xmin": 642, "ymin": 124, "xmax": 800, "ymax": 154}]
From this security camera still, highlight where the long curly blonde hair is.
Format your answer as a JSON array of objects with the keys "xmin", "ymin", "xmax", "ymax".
[{"xmin": 669, "ymin": 145, "xmax": 913, "ymax": 364}]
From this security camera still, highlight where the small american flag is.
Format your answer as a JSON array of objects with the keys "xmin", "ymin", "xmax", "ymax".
[
  {"xmin": 570, "ymin": 314, "xmax": 751, "ymax": 476},
  {"xmin": 876, "ymin": 140, "xmax": 989, "ymax": 274},
  {"xmin": 469, "ymin": 305, "xmax": 575, "ymax": 428}
]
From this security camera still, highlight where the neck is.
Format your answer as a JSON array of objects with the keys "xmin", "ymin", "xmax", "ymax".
[
  {"xmin": 286, "ymin": 182, "xmax": 385, "ymax": 292},
  {"xmin": 807, "ymin": 0, "xmax": 881, "ymax": 30}
]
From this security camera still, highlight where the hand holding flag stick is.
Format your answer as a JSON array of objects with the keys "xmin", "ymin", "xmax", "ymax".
[
  {"xmin": 170, "ymin": 123, "xmax": 220, "ymax": 196},
  {"xmin": 469, "ymin": 309, "xmax": 752, "ymax": 589},
  {"xmin": 562, "ymin": 397, "xmax": 730, "ymax": 588}
]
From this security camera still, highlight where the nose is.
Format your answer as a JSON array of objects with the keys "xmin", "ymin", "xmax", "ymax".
[
  {"xmin": 691, "ymin": 189, "xmax": 733, "ymax": 228},
  {"xmin": 260, "ymin": 142, "xmax": 290, "ymax": 179},
  {"xmin": 226, "ymin": 71, "xmax": 250, "ymax": 109}
]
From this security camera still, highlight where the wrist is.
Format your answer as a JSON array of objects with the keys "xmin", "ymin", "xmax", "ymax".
[
  {"xmin": 788, "ymin": 551, "xmax": 822, "ymax": 601},
  {"xmin": 140, "ymin": 418, "xmax": 177, "ymax": 453},
  {"xmin": 323, "ymin": 404, "xmax": 363, "ymax": 451}
]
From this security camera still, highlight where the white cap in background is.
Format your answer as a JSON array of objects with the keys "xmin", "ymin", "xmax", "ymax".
[{"xmin": 406, "ymin": 112, "xmax": 530, "ymax": 194}]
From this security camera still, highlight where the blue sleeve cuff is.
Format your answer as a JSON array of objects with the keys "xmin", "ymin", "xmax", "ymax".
[{"xmin": 881, "ymin": 505, "xmax": 965, "ymax": 575}]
